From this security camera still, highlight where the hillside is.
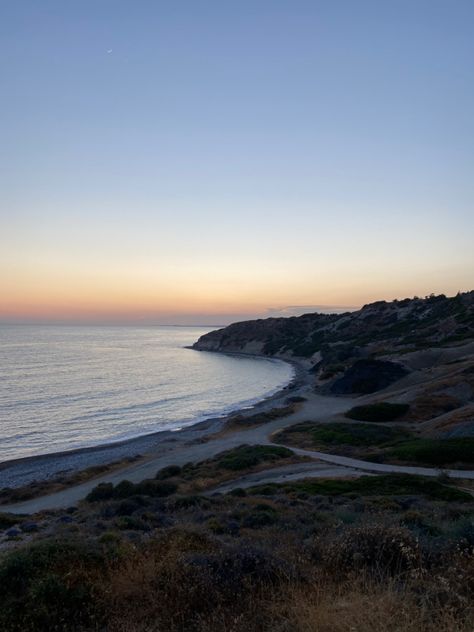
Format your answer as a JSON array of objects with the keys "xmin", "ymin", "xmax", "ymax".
[
  {"xmin": 193, "ymin": 292, "xmax": 474, "ymax": 362},
  {"xmin": 1, "ymin": 293, "xmax": 473, "ymax": 630},
  {"xmin": 194, "ymin": 292, "xmax": 474, "ymax": 434}
]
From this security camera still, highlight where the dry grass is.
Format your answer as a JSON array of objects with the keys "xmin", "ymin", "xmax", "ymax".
[
  {"xmin": 270, "ymin": 578, "xmax": 473, "ymax": 632},
  {"xmin": 98, "ymin": 538, "xmax": 474, "ymax": 632},
  {"xmin": 1, "ymin": 499, "xmax": 473, "ymax": 631}
]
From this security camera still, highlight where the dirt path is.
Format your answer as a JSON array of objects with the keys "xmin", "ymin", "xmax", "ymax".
[
  {"xmin": 1, "ymin": 393, "xmax": 351, "ymax": 513},
  {"xmin": 271, "ymin": 444, "xmax": 474, "ymax": 480},
  {"xmin": 4, "ymin": 388, "xmax": 474, "ymax": 514},
  {"xmin": 207, "ymin": 462, "xmax": 359, "ymax": 494}
]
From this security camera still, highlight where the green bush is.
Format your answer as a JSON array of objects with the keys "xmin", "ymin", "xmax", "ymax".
[
  {"xmin": 228, "ymin": 487, "xmax": 247, "ymax": 497},
  {"xmin": 319, "ymin": 524, "xmax": 420, "ymax": 575},
  {"xmin": 207, "ymin": 517, "xmax": 226, "ymax": 534},
  {"xmin": 134, "ymin": 480, "xmax": 178, "ymax": 497},
  {"xmin": 156, "ymin": 465, "xmax": 182, "ymax": 479},
  {"xmin": 345, "ymin": 402, "xmax": 410, "ymax": 422},
  {"xmin": 86, "ymin": 482, "xmax": 114, "ymax": 502},
  {"xmin": 113, "ymin": 480, "xmax": 136, "ymax": 498},
  {"xmin": 242, "ymin": 508, "xmax": 278, "ymax": 528},
  {"xmin": 115, "ymin": 516, "xmax": 150, "ymax": 531},
  {"xmin": 172, "ymin": 495, "xmax": 211, "ymax": 509},
  {"xmin": 86, "ymin": 478, "xmax": 178, "ymax": 503},
  {"xmin": 388, "ymin": 438, "xmax": 474, "ymax": 466},
  {"xmin": 0, "ymin": 539, "xmax": 105, "ymax": 630},
  {"xmin": 305, "ymin": 422, "xmax": 410, "ymax": 447},
  {"xmin": 217, "ymin": 445, "xmax": 293, "ymax": 471},
  {"xmin": 0, "ymin": 513, "xmax": 22, "ymax": 530},
  {"xmin": 250, "ymin": 474, "xmax": 471, "ymax": 502}
]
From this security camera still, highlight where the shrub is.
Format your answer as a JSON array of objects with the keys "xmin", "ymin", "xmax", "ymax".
[
  {"xmin": 0, "ymin": 539, "xmax": 105, "ymax": 630},
  {"xmin": 228, "ymin": 487, "xmax": 247, "ymax": 497},
  {"xmin": 0, "ymin": 513, "xmax": 22, "ymax": 530},
  {"xmin": 249, "ymin": 474, "xmax": 472, "ymax": 502},
  {"xmin": 319, "ymin": 524, "xmax": 420, "ymax": 575},
  {"xmin": 239, "ymin": 504, "xmax": 278, "ymax": 529},
  {"xmin": 116, "ymin": 516, "xmax": 150, "ymax": 531},
  {"xmin": 207, "ymin": 517, "xmax": 226, "ymax": 534},
  {"xmin": 345, "ymin": 402, "xmax": 410, "ymax": 422},
  {"xmin": 281, "ymin": 422, "xmax": 411, "ymax": 448},
  {"xmin": 87, "ymin": 478, "xmax": 178, "ymax": 503},
  {"xmin": 86, "ymin": 482, "xmax": 114, "ymax": 502},
  {"xmin": 115, "ymin": 499, "xmax": 141, "ymax": 516},
  {"xmin": 156, "ymin": 465, "xmax": 182, "ymax": 479},
  {"xmin": 217, "ymin": 445, "xmax": 293, "ymax": 471},
  {"xmin": 99, "ymin": 531, "xmax": 122, "ymax": 545},
  {"xmin": 134, "ymin": 480, "xmax": 178, "ymax": 497},
  {"xmin": 113, "ymin": 480, "xmax": 136, "ymax": 498},
  {"xmin": 285, "ymin": 395, "xmax": 307, "ymax": 404},
  {"xmin": 388, "ymin": 438, "xmax": 474, "ymax": 466},
  {"xmin": 172, "ymin": 495, "xmax": 211, "ymax": 510},
  {"xmin": 184, "ymin": 544, "xmax": 286, "ymax": 589}
]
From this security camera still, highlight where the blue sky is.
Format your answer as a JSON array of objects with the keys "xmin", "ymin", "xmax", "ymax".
[{"xmin": 1, "ymin": 1, "xmax": 473, "ymax": 324}]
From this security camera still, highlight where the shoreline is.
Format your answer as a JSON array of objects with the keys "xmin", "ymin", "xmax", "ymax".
[{"xmin": 0, "ymin": 354, "xmax": 311, "ymax": 489}]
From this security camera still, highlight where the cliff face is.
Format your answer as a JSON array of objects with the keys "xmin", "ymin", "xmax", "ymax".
[
  {"xmin": 192, "ymin": 311, "xmax": 339, "ymax": 358},
  {"xmin": 193, "ymin": 292, "xmax": 474, "ymax": 366},
  {"xmin": 193, "ymin": 291, "xmax": 474, "ymax": 433}
]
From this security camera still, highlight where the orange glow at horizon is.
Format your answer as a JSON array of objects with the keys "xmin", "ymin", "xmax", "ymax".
[
  {"xmin": 2, "ymin": 213, "xmax": 473, "ymax": 324},
  {"xmin": 2, "ymin": 260, "xmax": 472, "ymax": 324}
]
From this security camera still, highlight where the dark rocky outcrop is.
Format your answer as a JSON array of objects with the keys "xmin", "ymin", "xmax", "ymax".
[{"xmin": 330, "ymin": 359, "xmax": 409, "ymax": 394}]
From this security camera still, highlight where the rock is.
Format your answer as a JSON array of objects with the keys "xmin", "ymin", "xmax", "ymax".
[{"xmin": 330, "ymin": 359, "xmax": 409, "ymax": 394}]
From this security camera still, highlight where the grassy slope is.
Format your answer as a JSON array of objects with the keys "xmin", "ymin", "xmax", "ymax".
[{"xmin": 1, "ymin": 464, "xmax": 473, "ymax": 631}]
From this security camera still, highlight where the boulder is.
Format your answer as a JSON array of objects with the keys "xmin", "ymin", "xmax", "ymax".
[{"xmin": 330, "ymin": 359, "xmax": 409, "ymax": 394}]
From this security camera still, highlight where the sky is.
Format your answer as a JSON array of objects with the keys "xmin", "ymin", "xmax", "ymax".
[{"xmin": 1, "ymin": 0, "xmax": 473, "ymax": 325}]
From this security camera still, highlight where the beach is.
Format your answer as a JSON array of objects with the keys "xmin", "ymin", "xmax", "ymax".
[{"xmin": 0, "ymin": 355, "xmax": 309, "ymax": 491}]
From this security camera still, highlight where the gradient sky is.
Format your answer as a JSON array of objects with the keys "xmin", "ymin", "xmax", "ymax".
[{"xmin": 1, "ymin": 1, "xmax": 473, "ymax": 325}]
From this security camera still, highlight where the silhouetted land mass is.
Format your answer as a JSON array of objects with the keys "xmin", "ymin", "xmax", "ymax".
[{"xmin": 194, "ymin": 291, "xmax": 474, "ymax": 394}]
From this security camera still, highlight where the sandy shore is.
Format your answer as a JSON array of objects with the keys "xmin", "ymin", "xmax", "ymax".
[
  {"xmin": 0, "ymin": 356, "xmax": 311, "ymax": 490},
  {"xmin": 5, "ymin": 350, "xmax": 474, "ymax": 514}
]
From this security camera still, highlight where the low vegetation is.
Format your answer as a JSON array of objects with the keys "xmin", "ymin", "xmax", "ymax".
[
  {"xmin": 86, "ymin": 445, "xmax": 303, "ymax": 501},
  {"xmin": 275, "ymin": 421, "xmax": 411, "ymax": 453},
  {"xmin": 345, "ymin": 402, "xmax": 410, "ymax": 422},
  {"xmin": 216, "ymin": 444, "xmax": 293, "ymax": 470},
  {"xmin": 86, "ymin": 478, "xmax": 178, "ymax": 503},
  {"xmin": 249, "ymin": 473, "xmax": 472, "ymax": 502},
  {"xmin": 276, "ymin": 421, "xmax": 474, "ymax": 468},
  {"xmin": 1, "ymin": 467, "xmax": 473, "ymax": 631},
  {"xmin": 0, "ymin": 513, "xmax": 23, "ymax": 530},
  {"xmin": 387, "ymin": 437, "xmax": 474, "ymax": 467}
]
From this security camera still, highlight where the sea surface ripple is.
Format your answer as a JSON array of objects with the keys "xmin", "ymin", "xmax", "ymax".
[{"xmin": 0, "ymin": 325, "xmax": 293, "ymax": 462}]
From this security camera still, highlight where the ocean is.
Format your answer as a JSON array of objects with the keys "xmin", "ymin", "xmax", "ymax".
[{"xmin": 0, "ymin": 325, "xmax": 293, "ymax": 462}]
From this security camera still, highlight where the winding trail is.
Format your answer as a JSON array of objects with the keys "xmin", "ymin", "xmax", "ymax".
[{"xmin": 3, "ymin": 390, "xmax": 474, "ymax": 515}]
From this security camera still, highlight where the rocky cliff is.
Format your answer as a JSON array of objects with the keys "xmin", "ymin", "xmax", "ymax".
[
  {"xmin": 193, "ymin": 292, "xmax": 474, "ymax": 395},
  {"xmin": 194, "ymin": 292, "xmax": 474, "ymax": 360}
]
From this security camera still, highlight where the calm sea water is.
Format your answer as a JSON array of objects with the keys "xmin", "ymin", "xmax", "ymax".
[{"xmin": 0, "ymin": 325, "xmax": 293, "ymax": 462}]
